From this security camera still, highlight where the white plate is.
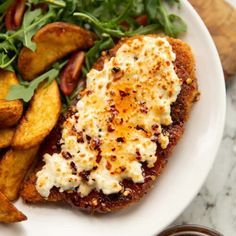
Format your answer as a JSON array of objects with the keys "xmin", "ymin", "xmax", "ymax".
[{"xmin": 1, "ymin": 1, "xmax": 226, "ymax": 235}]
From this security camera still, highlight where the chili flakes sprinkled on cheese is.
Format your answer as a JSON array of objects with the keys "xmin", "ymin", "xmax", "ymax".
[{"xmin": 36, "ymin": 36, "xmax": 181, "ymax": 198}]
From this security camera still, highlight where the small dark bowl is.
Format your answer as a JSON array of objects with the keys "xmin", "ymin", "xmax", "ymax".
[{"xmin": 157, "ymin": 224, "xmax": 224, "ymax": 236}]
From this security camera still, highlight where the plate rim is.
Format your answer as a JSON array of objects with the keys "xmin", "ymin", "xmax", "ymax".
[
  {"xmin": 152, "ymin": 0, "xmax": 226, "ymax": 234},
  {"xmin": 1, "ymin": 1, "xmax": 226, "ymax": 235}
]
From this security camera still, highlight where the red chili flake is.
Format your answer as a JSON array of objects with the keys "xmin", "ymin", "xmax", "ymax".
[
  {"xmin": 120, "ymin": 166, "xmax": 126, "ymax": 172},
  {"xmin": 156, "ymin": 61, "xmax": 162, "ymax": 71},
  {"xmin": 152, "ymin": 124, "xmax": 159, "ymax": 130},
  {"xmin": 96, "ymin": 151, "xmax": 102, "ymax": 164},
  {"xmin": 107, "ymin": 124, "xmax": 115, "ymax": 132},
  {"xmin": 72, "ymin": 126, "xmax": 77, "ymax": 132},
  {"xmin": 119, "ymin": 90, "xmax": 130, "ymax": 97},
  {"xmin": 106, "ymin": 82, "xmax": 111, "ymax": 89},
  {"xmin": 162, "ymin": 84, "xmax": 167, "ymax": 90},
  {"xmin": 108, "ymin": 105, "xmax": 119, "ymax": 122},
  {"xmin": 110, "ymin": 90, "xmax": 115, "ymax": 96},
  {"xmin": 93, "ymin": 166, "xmax": 98, "ymax": 171},
  {"xmin": 106, "ymin": 161, "xmax": 112, "ymax": 170},
  {"xmin": 174, "ymin": 65, "xmax": 178, "ymax": 73},
  {"xmin": 77, "ymin": 131, "xmax": 84, "ymax": 143},
  {"xmin": 168, "ymin": 90, "xmax": 173, "ymax": 97},
  {"xmin": 136, "ymin": 149, "xmax": 141, "ymax": 161},
  {"xmin": 70, "ymin": 161, "xmax": 77, "ymax": 175},
  {"xmin": 140, "ymin": 105, "xmax": 148, "ymax": 113},
  {"xmin": 111, "ymin": 67, "xmax": 123, "ymax": 81},
  {"xmin": 110, "ymin": 155, "xmax": 116, "ymax": 161},
  {"xmin": 90, "ymin": 137, "xmax": 101, "ymax": 150},
  {"xmin": 111, "ymin": 148, "xmax": 116, "ymax": 151},
  {"xmin": 116, "ymin": 137, "xmax": 125, "ymax": 143},
  {"xmin": 86, "ymin": 135, "xmax": 91, "ymax": 142},
  {"xmin": 62, "ymin": 151, "xmax": 72, "ymax": 160},
  {"xmin": 136, "ymin": 125, "xmax": 147, "ymax": 133},
  {"xmin": 111, "ymin": 67, "xmax": 120, "ymax": 73},
  {"xmin": 79, "ymin": 170, "xmax": 90, "ymax": 181},
  {"xmin": 151, "ymin": 132, "xmax": 160, "ymax": 142},
  {"xmin": 110, "ymin": 105, "xmax": 118, "ymax": 113}
]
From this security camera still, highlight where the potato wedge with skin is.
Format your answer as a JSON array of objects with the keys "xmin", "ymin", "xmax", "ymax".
[
  {"xmin": 0, "ymin": 70, "xmax": 19, "ymax": 98},
  {"xmin": 0, "ymin": 101, "xmax": 23, "ymax": 128},
  {"xmin": 12, "ymin": 80, "xmax": 61, "ymax": 149},
  {"xmin": 0, "ymin": 192, "xmax": 26, "ymax": 223},
  {"xmin": 0, "ymin": 147, "xmax": 39, "ymax": 201},
  {"xmin": 0, "ymin": 70, "xmax": 23, "ymax": 128},
  {"xmin": 0, "ymin": 128, "xmax": 15, "ymax": 149},
  {"xmin": 18, "ymin": 22, "xmax": 94, "ymax": 81}
]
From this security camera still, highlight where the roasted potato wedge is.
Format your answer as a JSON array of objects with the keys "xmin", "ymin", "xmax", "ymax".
[
  {"xmin": 12, "ymin": 80, "xmax": 61, "ymax": 149},
  {"xmin": 0, "ymin": 101, "xmax": 23, "ymax": 128},
  {"xmin": 0, "ymin": 192, "xmax": 26, "ymax": 223},
  {"xmin": 0, "ymin": 70, "xmax": 19, "ymax": 98},
  {"xmin": 0, "ymin": 147, "xmax": 39, "ymax": 201},
  {"xmin": 18, "ymin": 22, "xmax": 94, "ymax": 81},
  {"xmin": 0, "ymin": 70, "xmax": 23, "ymax": 128},
  {"xmin": 0, "ymin": 128, "xmax": 15, "ymax": 149}
]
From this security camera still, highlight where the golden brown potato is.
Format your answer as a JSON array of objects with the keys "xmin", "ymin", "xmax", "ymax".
[
  {"xmin": 18, "ymin": 22, "xmax": 94, "ymax": 81},
  {"xmin": 0, "ymin": 192, "xmax": 26, "ymax": 223},
  {"xmin": 0, "ymin": 101, "xmax": 23, "ymax": 128},
  {"xmin": 12, "ymin": 80, "xmax": 61, "ymax": 149},
  {"xmin": 0, "ymin": 69, "xmax": 19, "ymax": 98},
  {"xmin": 0, "ymin": 70, "xmax": 23, "ymax": 128},
  {"xmin": 0, "ymin": 146, "xmax": 39, "ymax": 201},
  {"xmin": 0, "ymin": 128, "xmax": 15, "ymax": 149}
]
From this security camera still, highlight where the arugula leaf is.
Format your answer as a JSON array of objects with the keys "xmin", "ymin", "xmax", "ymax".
[
  {"xmin": 74, "ymin": 12, "xmax": 125, "ymax": 38},
  {"xmin": 6, "ymin": 68, "xmax": 59, "ymax": 102},
  {"xmin": 166, "ymin": 0, "xmax": 180, "ymax": 7},
  {"xmin": 19, "ymin": 9, "xmax": 42, "ymax": 51},
  {"xmin": 45, "ymin": 0, "xmax": 66, "ymax": 7},
  {"xmin": 145, "ymin": 0, "xmax": 186, "ymax": 37},
  {"xmin": 85, "ymin": 36, "xmax": 114, "ymax": 71},
  {"xmin": 0, "ymin": 53, "xmax": 16, "ymax": 68},
  {"xmin": 110, "ymin": 0, "xmax": 134, "ymax": 24},
  {"xmin": 6, "ymin": 59, "xmax": 67, "ymax": 102},
  {"xmin": 125, "ymin": 24, "xmax": 160, "ymax": 36},
  {"xmin": 168, "ymin": 14, "xmax": 187, "ymax": 36}
]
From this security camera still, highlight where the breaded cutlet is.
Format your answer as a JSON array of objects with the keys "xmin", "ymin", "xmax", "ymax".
[{"xmin": 21, "ymin": 36, "xmax": 199, "ymax": 213}]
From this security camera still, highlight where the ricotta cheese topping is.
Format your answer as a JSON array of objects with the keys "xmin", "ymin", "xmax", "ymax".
[{"xmin": 36, "ymin": 36, "xmax": 182, "ymax": 198}]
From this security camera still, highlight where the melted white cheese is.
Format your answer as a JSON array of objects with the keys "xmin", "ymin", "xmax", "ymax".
[{"xmin": 36, "ymin": 36, "xmax": 181, "ymax": 198}]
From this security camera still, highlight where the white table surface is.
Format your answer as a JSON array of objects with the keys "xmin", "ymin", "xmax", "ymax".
[{"xmin": 173, "ymin": 1, "xmax": 236, "ymax": 235}]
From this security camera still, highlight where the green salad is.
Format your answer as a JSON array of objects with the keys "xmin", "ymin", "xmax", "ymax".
[{"xmin": 0, "ymin": 0, "xmax": 186, "ymax": 108}]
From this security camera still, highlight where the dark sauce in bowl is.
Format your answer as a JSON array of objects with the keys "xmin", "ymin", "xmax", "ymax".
[{"xmin": 157, "ymin": 225, "xmax": 224, "ymax": 236}]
